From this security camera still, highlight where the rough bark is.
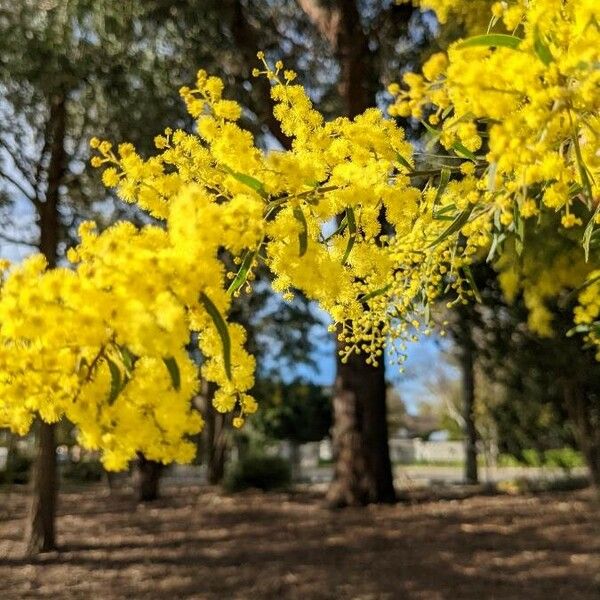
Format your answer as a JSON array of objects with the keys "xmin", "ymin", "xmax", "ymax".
[
  {"xmin": 326, "ymin": 349, "xmax": 395, "ymax": 506},
  {"xmin": 25, "ymin": 93, "xmax": 67, "ymax": 555},
  {"xmin": 563, "ymin": 381, "xmax": 600, "ymax": 489},
  {"xmin": 228, "ymin": 0, "xmax": 293, "ymax": 149},
  {"xmin": 462, "ymin": 340, "xmax": 479, "ymax": 484},
  {"xmin": 134, "ymin": 454, "xmax": 163, "ymax": 502},
  {"xmin": 298, "ymin": 0, "xmax": 395, "ymax": 507},
  {"xmin": 24, "ymin": 421, "xmax": 57, "ymax": 555},
  {"xmin": 204, "ymin": 381, "xmax": 228, "ymax": 485}
]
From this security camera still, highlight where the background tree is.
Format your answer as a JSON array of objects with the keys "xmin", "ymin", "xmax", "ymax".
[{"xmin": 0, "ymin": 0, "xmax": 326, "ymax": 550}]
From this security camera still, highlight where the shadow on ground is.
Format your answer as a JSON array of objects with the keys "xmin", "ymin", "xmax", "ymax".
[{"xmin": 0, "ymin": 484, "xmax": 599, "ymax": 599}]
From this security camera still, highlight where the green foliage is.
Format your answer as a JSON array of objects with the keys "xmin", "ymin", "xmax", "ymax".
[
  {"xmin": 62, "ymin": 459, "xmax": 104, "ymax": 483},
  {"xmin": 0, "ymin": 451, "xmax": 32, "ymax": 485},
  {"xmin": 223, "ymin": 453, "xmax": 291, "ymax": 493},
  {"xmin": 253, "ymin": 379, "xmax": 332, "ymax": 444},
  {"xmin": 497, "ymin": 447, "xmax": 584, "ymax": 472},
  {"xmin": 544, "ymin": 447, "xmax": 584, "ymax": 472}
]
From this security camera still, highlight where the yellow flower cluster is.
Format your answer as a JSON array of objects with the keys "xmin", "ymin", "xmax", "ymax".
[
  {"xmin": 2, "ymin": 0, "xmax": 599, "ymax": 467},
  {"xmin": 390, "ymin": 0, "xmax": 600, "ymax": 342},
  {"xmin": 0, "ymin": 58, "xmax": 480, "ymax": 466}
]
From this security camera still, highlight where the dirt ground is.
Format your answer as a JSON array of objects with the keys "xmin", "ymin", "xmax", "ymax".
[{"xmin": 0, "ymin": 484, "xmax": 599, "ymax": 599}]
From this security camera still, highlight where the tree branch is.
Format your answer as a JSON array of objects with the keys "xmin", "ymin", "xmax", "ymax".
[
  {"xmin": 0, "ymin": 230, "xmax": 38, "ymax": 247},
  {"xmin": 0, "ymin": 167, "xmax": 36, "ymax": 203},
  {"xmin": 0, "ymin": 138, "xmax": 36, "ymax": 188},
  {"xmin": 295, "ymin": 0, "xmax": 340, "ymax": 47}
]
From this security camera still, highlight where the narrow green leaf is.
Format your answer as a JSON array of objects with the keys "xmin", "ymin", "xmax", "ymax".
[
  {"xmin": 533, "ymin": 28, "xmax": 553, "ymax": 65},
  {"xmin": 428, "ymin": 206, "xmax": 473, "ymax": 248},
  {"xmin": 566, "ymin": 323, "xmax": 590, "ymax": 338},
  {"xmin": 459, "ymin": 34, "xmax": 522, "ymax": 50},
  {"xmin": 199, "ymin": 292, "xmax": 232, "ymax": 380},
  {"xmin": 341, "ymin": 207, "xmax": 357, "ymax": 265},
  {"xmin": 323, "ymin": 215, "xmax": 347, "ymax": 242},
  {"xmin": 451, "ymin": 141, "xmax": 477, "ymax": 161},
  {"xmin": 106, "ymin": 357, "xmax": 122, "ymax": 405},
  {"xmin": 395, "ymin": 152, "xmax": 414, "ymax": 172},
  {"xmin": 433, "ymin": 202, "xmax": 457, "ymax": 220},
  {"xmin": 225, "ymin": 167, "xmax": 267, "ymax": 198},
  {"xmin": 163, "ymin": 357, "xmax": 181, "ymax": 391},
  {"xmin": 434, "ymin": 167, "xmax": 451, "ymax": 207},
  {"xmin": 119, "ymin": 345, "xmax": 136, "ymax": 374},
  {"xmin": 227, "ymin": 249, "xmax": 257, "ymax": 296},
  {"xmin": 463, "ymin": 265, "xmax": 482, "ymax": 303},
  {"xmin": 486, "ymin": 232, "xmax": 506, "ymax": 263},
  {"xmin": 359, "ymin": 283, "xmax": 392, "ymax": 303},
  {"xmin": 421, "ymin": 120, "xmax": 441, "ymax": 138},
  {"xmin": 515, "ymin": 208, "xmax": 525, "ymax": 257},
  {"xmin": 424, "ymin": 302, "xmax": 431, "ymax": 325},
  {"xmin": 583, "ymin": 206, "xmax": 600, "ymax": 261},
  {"xmin": 293, "ymin": 207, "xmax": 308, "ymax": 257}
]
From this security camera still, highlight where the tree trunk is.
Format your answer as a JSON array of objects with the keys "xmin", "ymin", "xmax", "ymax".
[
  {"xmin": 25, "ymin": 421, "xmax": 57, "ymax": 555},
  {"xmin": 206, "ymin": 409, "xmax": 228, "ymax": 485},
  {"xmin": 134, "ymin": 454, "xmax": 163, "ymax": 502},
  {"xmin": 25, "ymin": 93, "xmax": 67, "ymax": 554},
  {"xmin": 297, "ymin": 0, "xmax": 396, "ymax": 507},
  {"xmin": 562, "ymin": 380, "xmax": 600, "ymax": 490},
  {"xmin": 203, "ymin": 381, "xmax": 228, "ymax": 485},
  {"xmin": 462, "ymin": 341, "xmax": 479, "ymax": 485},
  {"xmin": 327, "ymin": 347, "xmax": 396, "ymax": 507}
]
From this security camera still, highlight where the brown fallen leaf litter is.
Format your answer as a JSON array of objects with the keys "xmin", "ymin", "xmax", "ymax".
[{"xmin": 0, "ymin": 484, "xmax": 599, "ymax": 599}]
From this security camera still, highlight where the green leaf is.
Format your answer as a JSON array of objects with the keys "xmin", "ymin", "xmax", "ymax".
[
  {"xmin": 423, "ymin": 302, "xmax": 431, "ymax": 325},
  {"xmin": 227, "ymin": 249, "xmax": 257, "ymax": 296},
  {"xmin": 583, "ymin": 209, "xmax": 599, "ymax": 262},
  {"xmin": 514, "ymin": 207, "xmax": 525, "ymax": 257},
  {"xmin": 163, "ymin": 356, "xmax": 181, "ymax": 391},
  {"xmin": 341, "ymin": 207, "xmax": 357, "ymax": 265},
  {"xmin": 359, "ymin": 283, "xmax": 392, "ymax": 303},
  {"xmin": 225, "ymin": 167, "xmax": 267, "ymax": 198},
  {"xmin": 119, "ymin": 345, "xmax": 136, "ymax": 374},
  {"xmin": 421, "ymin": 120, "xmax": 441, "ymax": 138},
  {"xmin": 293, "ymin": 207, "xmax": 308, "ymax": 257},
  {"xmin": 451, "ymin": 141, "xmax": 477, "ymax": 161},
  {"xmin": 459, "ymin": 34, "xmax": 522, "ymax": 50},
  {"xmin": 395, "ymin": 152, "xmax": 414, "ymax": 172},
  {"xmin": 533, "ymin": 28, "xmax": 553, "ymax": 65},
  {"xmin": 434, "ymin": 167, "xmax": 451, "ymax": 207},
  {"xmin": 463, "ymin": 265, "xmax": 482, "ymax": 303},
  {"xmin": 433, "ymin": 202, "xmax": 457, "ymax": 220},
  {"xmin": 566, "ymin": 323, "xmax": 591, "ymax": 338},
  {"xmin": 323, "ymin": 215, "xmax": 347, "ymax": 242},
  {"xmin": 106, "ymin": 357, "xmax": 122, "ymax": 405},
  {"xmin": 428, "ymin": 206, "xmax": 473, "ymax": 248},
  {"xmin": 199, "ymin": 292, "xmax": 232, "ymax": 380},
  {"xmin": 486, "ymin": 232, "xmax": 506, "ymax": 263}
]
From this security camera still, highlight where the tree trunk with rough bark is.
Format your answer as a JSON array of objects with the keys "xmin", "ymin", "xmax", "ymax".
[
  {"xmin": 562, "ymin": 380, "xmax": 600, "ymax": 490},
  {"xmin": 134, "ymin": 454, "xmax": 163, "ymax": 502},
  {"xmin": 297, "ymin": 0, "xmax": 395, "ymax": 507},
  {"xmin": 203, "ymin": 381, "xmax": 228, "ymax": 485},
  {"xmin": 25, "ymin": 93, "xmax": 67, "ymax": 555},
  {"xmin": 326, "ymin": 349, "xmax": 396, "ymax": 506},
  {"xmin": 462, "ymin": 341, "xmax": 478, "ymax": 485},
  {"xmin": 25, "ymin": 421, "xmax": 57, "ymax": 555}
]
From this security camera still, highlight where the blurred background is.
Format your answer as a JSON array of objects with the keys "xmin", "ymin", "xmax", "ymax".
[{"xmin": 0, "ymin": 1, "xmax": 598, "ymax": 598}]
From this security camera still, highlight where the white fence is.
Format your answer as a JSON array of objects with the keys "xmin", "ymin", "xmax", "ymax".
[{"xmin": 389, "ymin": 438, "xmax": 465, "ymax": 463}]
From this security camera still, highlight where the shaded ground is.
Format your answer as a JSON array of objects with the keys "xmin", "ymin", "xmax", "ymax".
[{"xmin": 0, "ymin": 484, "xmax": 599, "ymax": 599}]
